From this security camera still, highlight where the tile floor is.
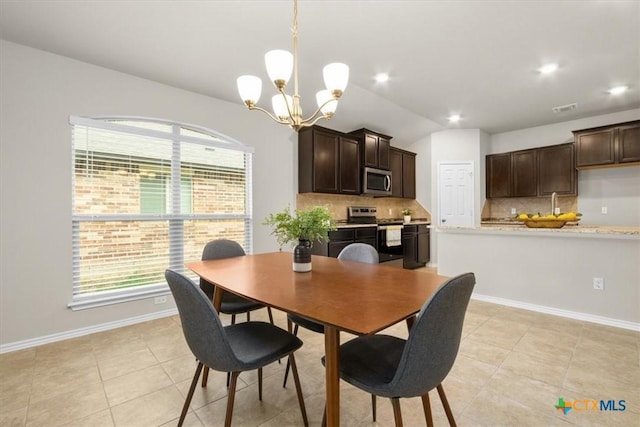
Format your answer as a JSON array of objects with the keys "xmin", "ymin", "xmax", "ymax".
[{"xmin": 1, "ymin": 276, "xmax": 639, "ymax": 426}]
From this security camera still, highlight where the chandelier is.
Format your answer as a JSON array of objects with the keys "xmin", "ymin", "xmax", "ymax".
[{"xmin": 236, "ymin": 0, "xmax": 349, "ymax": 132}]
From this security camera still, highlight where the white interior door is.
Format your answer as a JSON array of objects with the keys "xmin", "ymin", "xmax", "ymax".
[{"xmin": 438, "ymin": 162, "xmax": 474, "ymax": 227}]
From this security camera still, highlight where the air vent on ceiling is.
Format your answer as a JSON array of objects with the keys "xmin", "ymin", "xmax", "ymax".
[{"xmin": 552, "ymin": 103, "xmax": 577, "ymax": 113}]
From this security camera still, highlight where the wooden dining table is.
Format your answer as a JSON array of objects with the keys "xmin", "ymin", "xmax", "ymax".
[{"xmin": 186, "ymin": 251, "xmax": 449, "ymax": 426}]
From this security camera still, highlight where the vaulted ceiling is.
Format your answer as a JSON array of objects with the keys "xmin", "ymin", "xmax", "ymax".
[{"xmin": 1, "ymin": 0, "xmax": 638, "ymax": 143}]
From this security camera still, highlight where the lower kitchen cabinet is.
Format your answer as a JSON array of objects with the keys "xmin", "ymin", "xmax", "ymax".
[
  {"xmin": 311, "ymin": 227, "xmax": 377, "ymax": 258},
  {"xmin": 402, "ymin": 224, "xmax": 430, "ymax": 269}
]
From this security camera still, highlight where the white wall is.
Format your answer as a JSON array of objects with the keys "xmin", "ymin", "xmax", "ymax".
[
  {"xmin": 0, "ymin": 41, "xmax": 296, "ymax": 346},
  {"xmin": 490, "ymin": 109, "xmax": 640, "ymax": 226}
]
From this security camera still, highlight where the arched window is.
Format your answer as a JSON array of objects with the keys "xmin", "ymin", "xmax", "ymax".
[{"xmin": 69, "ymin": 116, "xmax": 253, "ymax": 309}]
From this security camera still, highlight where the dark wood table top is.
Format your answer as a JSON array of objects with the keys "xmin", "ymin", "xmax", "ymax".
[{"xmin": 186, "ymin": 251, "xmax": 449, "ymax": 335}]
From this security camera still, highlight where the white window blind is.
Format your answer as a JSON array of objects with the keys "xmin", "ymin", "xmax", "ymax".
[{"xmin": 70, "ymin": 116, "xmax": 253, "ymax": 309}]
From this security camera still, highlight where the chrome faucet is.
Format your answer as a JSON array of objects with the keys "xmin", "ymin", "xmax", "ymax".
[{"xmin": 551, "ymin": 192, "xmax": 558, "ymax": 215}]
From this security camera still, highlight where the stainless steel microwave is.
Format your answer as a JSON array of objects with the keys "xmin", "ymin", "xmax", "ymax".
[{"xmin": 362, "ymin": 167, "xmax": 392, "ymax": 196}]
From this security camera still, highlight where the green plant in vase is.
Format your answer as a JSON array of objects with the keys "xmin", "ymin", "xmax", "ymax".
[
  {"xmin": 263, "ymin": 206, "xmax": 336, "ymax": 272},
  {"xmin": 402, "ymin": 208, "xmax": 413, "ymax": 223}
]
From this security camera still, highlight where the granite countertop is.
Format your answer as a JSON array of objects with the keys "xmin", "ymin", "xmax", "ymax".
[{"xmin": 438, "ymin": 224, "xmax": 640, "ymax": 239}]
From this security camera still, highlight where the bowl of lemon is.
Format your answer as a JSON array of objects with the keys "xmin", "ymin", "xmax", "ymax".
[{"xmin": 516, "ymin": 212, "xmax": 581, "ymax": 228}]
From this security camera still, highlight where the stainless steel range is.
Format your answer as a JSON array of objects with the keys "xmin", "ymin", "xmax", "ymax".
[{"xmin": 347, "ymin": 206, "xmax": 404, "ymax": 263}]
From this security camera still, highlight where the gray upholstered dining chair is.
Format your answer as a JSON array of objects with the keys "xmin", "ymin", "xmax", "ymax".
[
  {"xmin": 199, "ymin": 239, "xmax": 274, "ymax": 325},
  {"xmin": 165, "ymin": 270, "xmax": 309, "ymax": 427},
  {"xmin": 283, "ymin": 242, "xmax": 379, "ymax": 387},
  {"xmin": 322, "ymin": 272, "xmax": 476, "ymax": 427}
]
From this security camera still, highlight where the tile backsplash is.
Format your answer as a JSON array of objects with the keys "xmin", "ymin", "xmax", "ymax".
[
  {"xmin": 483, "ymin": 196, "xmax": 578, "ymax": 219},
  {"xmin": 296, "ymin": 193, "xmax": 430, "ymax": 222}
]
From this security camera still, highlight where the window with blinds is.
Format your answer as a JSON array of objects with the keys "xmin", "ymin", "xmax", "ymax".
[{"xmin": 69, "ymin": 116, "xmax": 253, "ymax": 309}]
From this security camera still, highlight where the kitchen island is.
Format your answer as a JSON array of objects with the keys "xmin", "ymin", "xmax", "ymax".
[{"xmin": 436, "ymin": 224, "xmax": 640, "ymax": 329}]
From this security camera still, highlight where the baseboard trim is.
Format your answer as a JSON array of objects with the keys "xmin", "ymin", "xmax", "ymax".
[
  {"xmin": 472, "ymin": 293, "xmax": 640, "ymax": 332},
  {"xmin": 0, "ymin": 308, "xmax": 178, "ymax": 354}
]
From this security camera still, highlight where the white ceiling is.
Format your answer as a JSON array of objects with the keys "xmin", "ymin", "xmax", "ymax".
[{"xmin": 1, "ymin": 0, "xmax": 638, "ymax": 143}]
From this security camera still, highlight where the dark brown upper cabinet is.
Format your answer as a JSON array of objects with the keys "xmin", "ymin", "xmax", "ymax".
[
  {"xmin": 538, "ymin": 143, "xmax": 576, "ymax": 196},
  {"xmin": 389, "ymin": 147, "xmax": 416, "ymax": 199},
  {"xmin": 349, "ymin": 128, "xmax": 391, "ymax": 170},
  {"xmin": 574, "ymin": 120, "xmax": 640, "ymax": 168},
  {"xmin": 298, "ymin": 126, "xmax": 360, "ymax": 195},
  {"xmin": 486, "ymin": 153, "xmax": 511, "ymax": 198},
  {"xmin": 511, "ymin": 149, "xmax": 537, "ymax": 197},
  {"xmin": 486, "ymin": 143, "xmax": 577, "ymax": 198}
]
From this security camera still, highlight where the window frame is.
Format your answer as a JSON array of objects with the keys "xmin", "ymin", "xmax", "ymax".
[{"xmin": 69, "ymin": 116, "xmax": 254, "ymax": 310}]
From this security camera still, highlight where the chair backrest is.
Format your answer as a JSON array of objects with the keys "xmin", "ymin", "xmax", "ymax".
[
  {"xmin": 337, "ymin": 243, "xmax": 379, "ymax": 264},
  {"xmin": 165, "ymin": 269, "xmax": 243, "ymax": 372},
  {"xmin": 200, "ymin": 239, "xmax": 246, "ymax": 299},
  {"xmin": 388, "ymin": 272, "xmax": 476, "ymax": 397}
]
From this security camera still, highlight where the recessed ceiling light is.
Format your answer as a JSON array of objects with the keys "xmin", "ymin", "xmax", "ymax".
[
  {"xmin": 608, "ymin": 85, "xmax": 628, "ymax": 95},
  {"xmin": 448, "ymin": 114, "xmax": 461, "ymax": 123},
  {"xmin": 539, "ymin": 63, "xmax": 558, "ymax": 74},
  {"xmin": 374, "ymin": 73, "xmax": 389, "ymax": 83}
]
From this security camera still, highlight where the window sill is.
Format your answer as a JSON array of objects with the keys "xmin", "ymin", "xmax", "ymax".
[{"xmin": 68, "ymin": 284, "xmax": 172, "ymax": 310}]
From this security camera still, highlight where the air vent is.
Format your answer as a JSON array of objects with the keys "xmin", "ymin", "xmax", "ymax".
[{"xmin": 552, "ymin": 103, "xmax": 577, "ymax": 113}]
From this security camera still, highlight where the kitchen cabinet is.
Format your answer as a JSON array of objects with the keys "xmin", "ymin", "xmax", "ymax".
[
  {"xmin": 389, "ymin": 147, "xmax": 416, "ymax": 199},
  {"xmin": 311, "ymin": 227, "xmax": 377, "ymax": 258},
  {"xmin": 486, "ymin": 143, "xmax": 577, "ymax": 198},
  {"xmin": 574, "ymin": 120, "xmax": 640, "ymax": 168},
  {"xmin": 537, "ymin": 143, "xmax": 576, "ymax": 196},
  {"xmin": 486, "ymin": 153, "xmax": 511, "ymax": 198},
  {"xmin": 298, "ymin": 125, "xmax": 360, "ymax": 194},
  {"xmin": 402, "ymin": 224, "xmax": 429, "ymax": 269},
  {"xmin": 349, "ymin": 128, "xmax": 391, "ymax": 170}
]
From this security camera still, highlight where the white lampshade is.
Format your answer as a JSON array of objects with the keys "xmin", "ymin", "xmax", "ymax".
[
  {"xmin": 323, "ymin": 63, "xmax": 349, "ymax": 93},
  {"xmin": 237, "ymin": 75, "xmax": 262, "ymax": 104},
  {"xmin": 265, "ymin": 50, "xmax": 294, "ymax": 86},
  {"xmin": 272, "ymin": 94, "xmax": 293, "ymax": 119},
  {"xmin": 316, "ymin": 90, "xmax": 337, "ymax": 115}
]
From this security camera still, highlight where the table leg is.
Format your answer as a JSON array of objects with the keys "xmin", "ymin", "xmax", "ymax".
[{"xmin": 324, "ymin": 326, "xmax": 340, "ymax": 427}]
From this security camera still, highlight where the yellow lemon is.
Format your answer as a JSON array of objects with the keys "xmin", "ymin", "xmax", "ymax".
[
  {"xmin": 518, "ymin": 213, "xmax": 528, "ymax": 220},
  {"xmin": 566, "ymin": 212, "xmax": 577, "ymax": 221},
  {"xmin": 532, "ymin": 214, "xmax": 540, "ymax": 219}
]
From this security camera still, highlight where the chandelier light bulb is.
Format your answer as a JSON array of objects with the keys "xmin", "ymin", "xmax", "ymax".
[
  {"xmin": 265, "ymin": 50, "xmax": 294, "ymax": 88},
  {"xmin": 316, "ymin": 90, "xmax": 337, "ymax": 116},
  {"xmin": 237, "ymin": 75, "xmax": 262, "ymax": 105},
  {"xmin": 272, "ymin": 94, "xmax": 293, "ymax": 120},
  {"xmin": 323, "ymin": 63, "xmax": 349, "ymax": 95}
]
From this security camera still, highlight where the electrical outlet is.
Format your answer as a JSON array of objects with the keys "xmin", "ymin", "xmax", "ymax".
[
  {"xmin": 593, "ymin": 277, "xmax": 604, "ymax": 291},
  {"xmin": 554, "ymin": 207, "xmax": 561, "ymax": 215},
  {"xmin": 154, "ymin": 296, "xmax": 168, "ymax": 304},
  {"xmin": 601, "ymin": 207, "xmax": 608, "ymax": 214},
  {"xmin": 388, "ymin": 208, "xmax": 392, "ymax": 215},
  {"xmin": 511, "ymin": 208, "xmax": 517, "ymax": 215}
]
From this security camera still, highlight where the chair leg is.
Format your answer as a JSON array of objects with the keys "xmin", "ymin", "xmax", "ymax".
[
  {"xmin": 390, "ymin": 397, "xmax": 403, "ymax": 427},
  {"xmin": 282, "ymin": 323, "xmax": 300, "ymax": 388},
  {"xmin": 268, "ymin": 307, "xmax": 274, "ymax": 324},
  {"xmin": 437, "ymin": 384, "xmax": 457, "ymax": 427},
  {"xmin": 371, "ymin": 394, "xmax": 377, "ymax": 421},
  {"xmin": 288, "ymin": 353, "xmax": 309, "ymax": 427},
  {"xmin": 258, "ymin": 367, "xmax": 263, "ymax": 401},
  {"xmin": 201, "ymin": 366, "xmax": 209, "ymax": 387},
  {"xmin": 231, "ymin": 314, "xmax": 236, "ymax": 325},
  {"xmin": 247, "ymin": 311, "xmax": 250, "ymax": 322},
  {"xmin": 224, "ymin": 372, "xmax": 240, "ymax": 427},
  {"xmin": 421, "ymin": 393, "xmax": 434, "ymax": 427},
  {"xmin": 179, "ymin": 362, "xmax": 203, "ymax": 427},
  {"xmin": 321, "ymin": 404, "xmax": 326, "ymax": 427}
]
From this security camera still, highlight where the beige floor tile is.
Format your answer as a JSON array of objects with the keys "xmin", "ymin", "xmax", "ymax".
[
  {"xmin": 92, "ymin": 336, "xmax": 149, "ymax": 362},
  {"xmin": 103, "ymin": 365, "xmax": 173, "ymax": 406},
  {"xmin": 484, "ymin": 367, "xmax": 562, "ymax": 413},
  {"xmin": 161, "ymin": 354, "xmax": 200, "ymax": 384},
  {"xmin": 29, "ymin": 363, "xmax": 102, "ymax": 404},
  {"xmin": 573, "ymin": 334, "xmax": 639, "ymax": 367},
  {"xmin": 448, "ymin": 355, "xmax": 497, "ymax": 390},
  {"xmin": 466, "ymin": 317, "xmax": 530, "ymax": 350},
  {"xmin": 563, "ymin": 365, "xmax": 640, "ymax": 413},
  {"xmin": 144, "ymin": 333, "xmax": 191, "ymax": 363},
  {"xmin": 159, "ymin": 412, "xmax": 203, "ymax": 427},
  {"xmin": 175, "ymin": 367, "xmax": 250, "ymax": 411},
  {"xmin": 500, "ymin": 351, "xmax": 568, "ymax": 387},
  {"xmin": 25, "ymin": 382, "xmax": 108, "ymax": 427},
  {"xmin": 97, "ymin": 347, "xmax": 159, "ymax": 381},
  {"xmin": 512, "ymin": 328, "xmax": 576, "ymax": 366},
  {"xmin": 579, "ymin": 323, "xmax": 639, "ymax": 347},
  {"xmin": 0, "ymin": 406, "xmax": 27, "ymax": 427},
  {"xmin": 110, "ymin": 385, "xmax": 184, "ymax": 427},
  {"xmin": 0, "ymin": 372, "xmax": 32, "ymax": 413},
  {"xmin": 458, "ymin": 336, "xmax": 511, "ymax": 366},
  {"xmin": 60, "ymin": 409, "xmax": 114, "ymax": 427},
  {"xmin": 463, "ymin": 388, "xmax": 554, "ymax": 426}
]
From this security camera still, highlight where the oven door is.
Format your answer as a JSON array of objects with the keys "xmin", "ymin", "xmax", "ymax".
[{"xmin": 377, "ymin": 225, "xmax": 404, "ymax": 263}]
